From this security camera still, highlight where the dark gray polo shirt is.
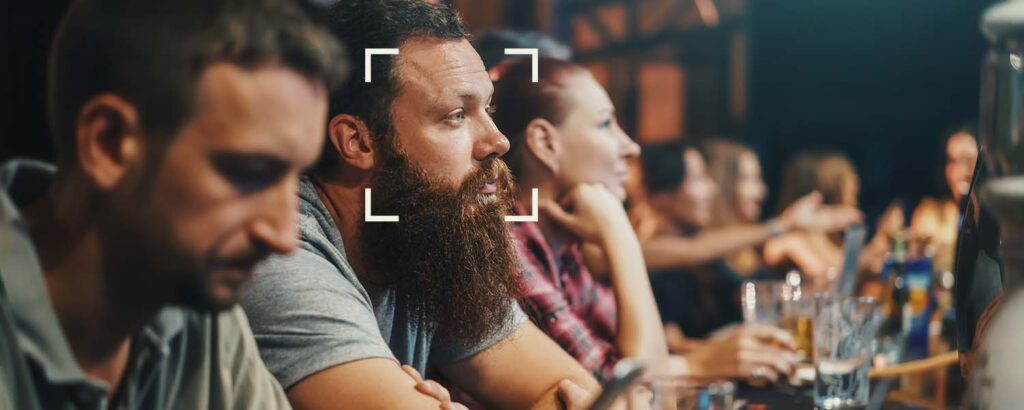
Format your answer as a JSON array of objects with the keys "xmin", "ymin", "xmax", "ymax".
[{"xmin": 0, "ymin": 160, "xmax": 290, "ymax": 409}]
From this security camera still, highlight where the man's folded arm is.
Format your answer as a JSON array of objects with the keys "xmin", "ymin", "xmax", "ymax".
[
  {"xmin": 243, "ymin": 250, "xmax": 446, "ymax": 409},
  {"xmin": 286, "ymin": 358, "xmax": 445, "ymax": 410},
  {"xmin": 439, "ymin": 321, "xmax": 601, "ymax": 410}
]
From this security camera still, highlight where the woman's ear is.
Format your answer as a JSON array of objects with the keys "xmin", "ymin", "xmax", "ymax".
[
  {"xmin": 327, "ymin": 113, "xmax": 377, "ymax": 171},
  {"xmin": 524, "ymin": 118, "xmax": 561, "ymax": 174},
  {"xmin": 75, "ymin": 93, "xmax": 145, "ymax": 190}
]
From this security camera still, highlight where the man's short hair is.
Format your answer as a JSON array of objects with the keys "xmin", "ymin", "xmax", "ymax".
[
  {"xmin": 48, "ymin": 0, "xmax": 348, "ymax": 170},
  {"xmin": 316, "ymin": 0, "xmax": 468, "ymax": 173}
]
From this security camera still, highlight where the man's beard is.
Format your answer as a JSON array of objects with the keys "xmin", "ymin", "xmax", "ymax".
[
  {"xmin": 98, "ymin": 193, "xmax": 246, "ymax": 314},
  {"xmin": 360, "ymin": 149, "xmax": 522, "ymax": 347}
]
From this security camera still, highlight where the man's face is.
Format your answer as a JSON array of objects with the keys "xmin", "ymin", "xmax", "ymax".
[
  {"xmin": 103, "ymin": 64, "xmax": 327, "ymax": 311},
  {"xmin": 389, "ymin": 38, "xmax": 510, "ymax": 193},
  {"xmin": 358, "ymin": 38, "xmax": 520, "ymax": 345}
]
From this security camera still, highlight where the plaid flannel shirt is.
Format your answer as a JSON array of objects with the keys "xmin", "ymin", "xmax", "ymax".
[{"xmin": 509, "ymin": 205, "xmax": 620, "ymax": 381}]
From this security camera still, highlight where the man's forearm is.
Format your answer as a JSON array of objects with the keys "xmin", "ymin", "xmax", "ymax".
[{"xmin": 441, "ymin": 323, "xmax": 600, "ymax": 410}]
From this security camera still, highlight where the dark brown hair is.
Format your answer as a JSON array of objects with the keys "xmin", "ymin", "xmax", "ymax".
[
  {"xmin": 316, "ymin": 0, "xmax": 469, "ymax": 175},
  {"xmin": 639, "ymin": 139, "xmax": 698, "ymax": 195},
  {"xmin": 48, "ymin": 0, "xmax": 348, "ymax": 171},
  {"xmin": 702, "ymin": 138, "xmax": 758, "ymax": 226},
  {"xmin": 776, "ymin": 150, "xmax": 858, "ymax": 210}
]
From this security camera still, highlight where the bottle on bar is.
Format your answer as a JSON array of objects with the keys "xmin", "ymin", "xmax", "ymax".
[
  {"xmin": 902, "ymin": 256, "xmax": 934, "ymax": 361},
  {"xmin": 880, "ymin": 230, "xmax": 908, "ymax": 336}
]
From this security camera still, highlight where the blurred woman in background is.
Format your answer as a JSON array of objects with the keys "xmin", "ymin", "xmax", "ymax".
[
  {"xmin": 635, "ymin": 142, "xmax": 861, "ymax": 340},
  {"xmin": 764, "ymin": 150, "xmax": 900, "ymax": 290},
  {"xmin": 911, "ymin": 126, "xmax": 979, "ymax": 274},
  {"xmin": 636, "ymin": 143, "xmax": 859, "ymax": 274},
  {"xmin": 642, "ymin": 141, "xmax": 743, "ymax": 340},
  {"xmin": 492, "ymin": 57, "xmax": 798, "ymax": 383},
  {"xmin": 702, "ymin": 138, "xmax": 772, "ymax": 278},
  {"xmin": 765, "ymin": 151, "xmax": 858, "ymax": 283}
]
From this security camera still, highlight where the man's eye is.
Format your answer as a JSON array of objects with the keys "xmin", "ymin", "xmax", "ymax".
[
  {"xmin": 486, "ymin": 105, "xmax": 497, "ymax": 117},
  {"xmin": 445, "ymin": 109, "xmax": 466, "ymax": 125},
  {"xmin": 225, "ymin": 171, "xmax": 274, "ymax": 192},
  {"xmin": 599, "ymin": 119, "xmax": 613, "ymax": 129},
  {"xmin": 211, "ymin": 154, "xmax": 288, "ymax": 194}
]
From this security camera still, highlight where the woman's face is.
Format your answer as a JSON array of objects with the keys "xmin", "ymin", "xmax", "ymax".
[
  {"xmin": 945, "ymin": 132, "xmax": 978, "ymax": 203},
  {"xmin": 672, "ymin": 149, "xmax": 719, "ymax": 228},
  {"xmin": 734, "ymin": 152, "xmax": 767, "ymax": 223},
  {"xmin": 553, "ymin": 72, "xmax": 640, "ymax": 201}
]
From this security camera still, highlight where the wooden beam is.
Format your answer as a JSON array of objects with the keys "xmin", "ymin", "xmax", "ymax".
[{"xmin": 574, "ymin": 19, "xmax": 738, "ymax": 61}]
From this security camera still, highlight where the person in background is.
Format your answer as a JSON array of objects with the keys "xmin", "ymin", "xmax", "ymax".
[
  {"xmin": 702, "ymin": 138, "xmax": 773, "ymax": 278},
  {"xmin": 765, "ymin": 151, "xmax": 857, "ymax": 283},
  {"xmin": 636, "ymin": 142, "xmax": 861, "ymax": 276},
  {"xmin": 493, "ymin": 57, "xmax": 799, "ymax": 384},
  {"xmin": 0, "ymin": 0, "xmax": 347, "ymax": 408},
  {"xmin": 634, "ymin": 141, "xmax": 861, "ymax": 339},
  {"xmin": 240, "ymin": 2, "xmax": 598, "ymax": 409},
  {"xmin": 911, "ymin": 125, "xmax": 979, "ymax": 274},
  {"xmin": 764, "ymin": 150, "xmax": 899, "ymax": 289}
]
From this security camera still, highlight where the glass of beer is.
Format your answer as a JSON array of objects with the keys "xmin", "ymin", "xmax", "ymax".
[
  {"xmin": 740, "ymin": 279, "xmax": 785, "ymax": 386},
  {"xmin": 740, "ymin": 280, "xmax": 782, "ymax": 326},
  {"xmin": 779, "ymin": 272, "xmax": 814, "ymax": 365}
]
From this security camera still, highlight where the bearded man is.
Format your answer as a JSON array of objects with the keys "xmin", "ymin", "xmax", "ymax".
[{"xmin": 240, "ymin": 1, "xmax": 599, "ymax": 409}]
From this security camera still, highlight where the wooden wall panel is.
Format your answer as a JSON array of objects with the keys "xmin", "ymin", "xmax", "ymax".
[{"xmin": 638, "ymin": 62, "xmax": 685, "ymax": 143}]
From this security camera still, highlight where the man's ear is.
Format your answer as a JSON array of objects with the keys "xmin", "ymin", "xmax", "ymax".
[
  {"xmin": 75, "ymin": 93, "xmax": 145, "ymax": 190},
  {"xmin": 524, "ymin": 118, "xmax": 561, "ymax": 174},
  {"xmin": 327, "ymin": 113, "xmax": 377, "ymax": 171}
]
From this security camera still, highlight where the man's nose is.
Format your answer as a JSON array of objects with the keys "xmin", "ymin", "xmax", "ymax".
[
  {"xmin": 474, "ymin": 119, "xmax": 510, "ymax": 160},
  {"xmin": 250, "ymin": 181, "xmax": 300, "ymax": 255}
]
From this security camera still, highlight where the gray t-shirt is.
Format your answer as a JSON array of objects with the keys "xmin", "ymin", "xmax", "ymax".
[{"xmin": 242, "ymin": 177, "xmax": 527, "ymax": 389}]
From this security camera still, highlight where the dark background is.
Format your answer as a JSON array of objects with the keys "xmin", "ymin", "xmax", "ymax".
[
  {"xmin": 2, "ymin": 0, "xmax": 998, "ymax": 223},
  {"xmin": 747, "ymin": 0, "xmax": 995, "ymax": 218},
  {"xmin": 3, "ymin": 0, "xmax": 71, "ymax": 163}
]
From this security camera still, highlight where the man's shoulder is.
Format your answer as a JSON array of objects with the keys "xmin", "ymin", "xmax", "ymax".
[
  {"xmin": 170, "ymin": 307, "xmax": 291, "ymax": 408},
  {"xmin": 0, "ymin": 288, "xmax": 37, "ymax": 410},
  {"xmin": 252, "ymin": 208, "xmax": 364, "ymax": 290},
  {"xmin": 212, "ymin": 306, "xmax": 255, "ymax": 343},
  {"xmin": 242, "ymin": 216, "xmax": 387, "ymax": 334}
]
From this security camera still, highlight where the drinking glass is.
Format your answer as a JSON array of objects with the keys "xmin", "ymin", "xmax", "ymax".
[
  {"xmin": 634, "ymin": 378, "xmax": 733, "ymax": 410},
  {"xmin": 704, "ymin": 381, "xmax": 736, "ymax": 410},
  {"xmin": 813, "ymin": 296, "xmax": 880, "ymax": 409},
  {"xmin": 638, "ymin": 377, "xmax": 699, "ymax": 410},
  {"xmin": 779, "ymin": 272, "xmax": 814, "ymax": 364},
  {"xmin": 740, "ymin": 280, "xmax": 782, "ymax": 325}
]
